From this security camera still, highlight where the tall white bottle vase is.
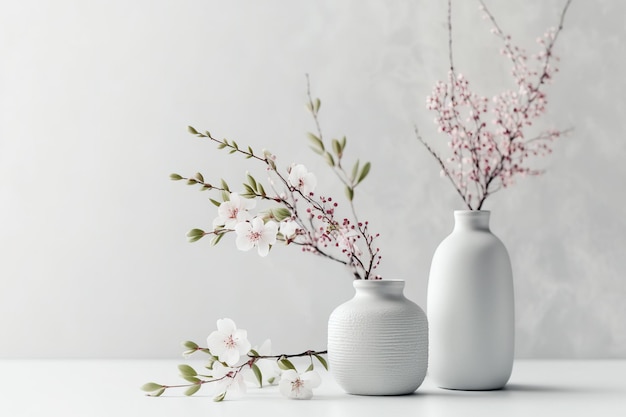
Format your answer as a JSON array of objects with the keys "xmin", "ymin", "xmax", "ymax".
[{"xmin": 427, "ymin": 210, "xmax": 514, "ymax": 390}]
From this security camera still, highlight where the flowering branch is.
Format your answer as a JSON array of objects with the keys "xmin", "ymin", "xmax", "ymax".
[
  {"xmin": 417, "ymin": 0, "xmax": 573, "ymax": 210},
  {"xmin": 248, "ymin": 349, "xmax": 328, "ymax": 361},
  {"xmin": 172, "ymin": 81, "xmax": 381, "ymax": 279},
  {"xmin": 142, "ymin": 319, "xmax": 327, "ymax": 401},
  {"xmin": 304, "ymin": 75, "xmax": 379, "ymax": 279}
]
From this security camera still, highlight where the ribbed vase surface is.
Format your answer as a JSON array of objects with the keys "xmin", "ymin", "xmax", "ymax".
[{"xmin": 328, "ymin": 279, "xmax": 428, "ymax": 395}]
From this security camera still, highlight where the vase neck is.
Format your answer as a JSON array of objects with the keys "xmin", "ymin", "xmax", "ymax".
[
  {"xmin": 453, "ymin": 210, "xmax": 491, "ymax": 232},
  {"xmin": 353, "ymin": 280, "xmax": 405, "ymax": 298}
]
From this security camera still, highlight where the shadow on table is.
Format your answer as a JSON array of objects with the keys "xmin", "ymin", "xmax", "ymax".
[
  {"xmin": 503, "ymin": 383, "xmax": 599, "ymax": 394},
  {"xmin": 418, "ymin": 383, "xmax": 603, "ymax": 396}
]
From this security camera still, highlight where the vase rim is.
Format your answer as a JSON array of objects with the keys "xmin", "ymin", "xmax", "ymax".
[
  {"xmin": 353, "ymin": 279, "xmax": 405, "ymax": 286},
  {"xmin": 453, "ymin": 210, "xmax": 491, "ymax": 231},
  {"xmin": 454, "ymin": 210, "xmax": 491, "ymax": 215}
]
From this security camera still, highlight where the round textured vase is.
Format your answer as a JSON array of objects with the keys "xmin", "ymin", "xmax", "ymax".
[
  {"xmin": 427, "ymin": 210, "xmax": 514, "ymax": 390},
  {"xmin": 328, "ymin": 279, "xmax": 428, "ymax": 395}
]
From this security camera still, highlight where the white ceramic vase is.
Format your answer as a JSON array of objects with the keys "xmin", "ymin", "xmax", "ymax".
[
  {"xmin": 427, "ymin": 210, "xmax": 514, "ymax": 390},
  {"xmin": 328, "ymin": 279, "xmax": 428, "ymax": 395}
]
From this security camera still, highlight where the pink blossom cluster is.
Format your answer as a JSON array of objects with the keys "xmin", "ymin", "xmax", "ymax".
[
  {"xmin": 422, "ymin": 2, "xmax": 570, "ymax": 210},
  {"xmin": 296, "ymin": 194, "xmax": 382, "ymax": 280}
]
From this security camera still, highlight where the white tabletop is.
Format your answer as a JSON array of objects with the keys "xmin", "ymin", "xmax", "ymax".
[{"xmin": 1, "ymin": 359, "xmax": 624, "ymax": 416}]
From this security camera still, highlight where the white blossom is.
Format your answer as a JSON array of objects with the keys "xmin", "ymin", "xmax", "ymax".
[
  {"xmin": 234, "ymin": 218, "xmax": 278, "ymax": 257},
  {"xmin": 279, "ymin": 219, "xmax": 300, "ymax": 239},
  {"xmin": 213, "ymin": 193, "xmax": 256, "ymax": 230},
  {"xmin": 206, "ymin": 318, "xmax": 252, "ymax": 367},
  {"xmin": 210, "ymin": 361, "xmax": 247, "ymax": 398},
  {"xmin": 288, "ymin": 164, "xmax": 317, "ymax": 195},
  {"xmin": 279, "ymin": 369, "xmax": 321, "ymax": 400}
]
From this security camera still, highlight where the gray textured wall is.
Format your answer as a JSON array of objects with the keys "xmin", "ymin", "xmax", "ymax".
[{"xmin": 1, "ymin": 0, "xmax": 624, "ymax": 358}]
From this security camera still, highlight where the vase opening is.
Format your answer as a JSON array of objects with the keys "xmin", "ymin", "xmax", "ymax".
[
  {"xmin": 353, "ymin": 279, "xmax": 405, "ymax": 297},
  {"xmin": 453, "ymin": 210, "xmax": 490, "ymax": 231}
]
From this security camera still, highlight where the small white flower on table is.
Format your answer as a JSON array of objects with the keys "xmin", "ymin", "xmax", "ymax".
[
  {"xmin": 210, "ymin": 361, "xmax": 247, "ymax": 397},
  {"xmin": 279, "ymin": 369, "xmax": 321, "ymax": 400}
]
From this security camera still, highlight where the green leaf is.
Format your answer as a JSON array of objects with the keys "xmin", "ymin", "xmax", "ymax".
[
  {"xmin": 340, "ymin": 135, "xmax": 347, "ymax": 150},
  {"xmin": 186, "ymin": 179, "xmax": 197, "ymax": 185},
  {"xmin": 247, "ymin": 173, "xmax": 257, "ymax": 190},
  {"xmin": 141, "ymin": 382, "xmax": 164, "ymax": 393},
  {"xmin": 268, "ymin": 377, "xmax": 276, "ymax": 385},
  {"xmin": 345, "ymin": 186, "xmax": 354, "ymax": 201},
  {"xmin": 211, "ymin": 232, "xmax": 225, "ymax": 246},
  {"xmin": 170, "ymin": 173, "xmax": 183, "ymax": 181},
  {"xmin": 252, "ymin": 363, "xmax": 263, "ymax": 388},
  {"xmin": 249, "ymin": 349, "xmax": 259, "ymax": 357},
  {"xmin": 220, "ymin": 179, "xmax": 230, "ymax": 192},
  {"xmin": 305, "ymin": 363, "xmax": 314, "ymax": 373},
  {"xmin": 242, "ymin": 183, "xmax": 255, "ymax": 196},
  {"xmin": 182, "ymin": 341, "xmax": 199, "ymax": 350},
  {"xmin": 232, "ymin": 140, "xmax": 239, "ymax": 150},
  {"xmin": 257, "ymin": 183, "xmax": 267, "ymax": 197},
  {"xmin": 178, "ymin": 364, "xmax": 197, "ymax": 377},
  {"xmin": 314, "ymin": 354, "xmax": 328, "ymax": 371},
  {"xmin": 194, "ymin": 172, "xmax": 204, "ymax": 183},
  {"xmin": 187, "ymin": 229, "xmax": 205, "ymax": 243},
  {"xmin": 151, "ymin": 388, "xmax": 166, "ymax": 397},
  {"xmin": 271, "ymin": 208, "xmax": 292, "ymax": 222},
  {"xmin": 278, "ymin": 359, "xmax": 296, "ymax": 371},
  {"xmin": 357, "ymin": 161, "xmax": 371, "ymax": 184},
  {"xmin": 182, "ymin": 375, "xmax": 200, "ymax": 383},
  {"xmin": 188, "ymin": 235, "xmax": 203, "ymax": 243},
  {"xmin": 332, "ymin": 139, "xmax": 342, "ymax": 158},
  {"xmin": 213, "ymin": 392, "xmax": 227, "ymax": 402},
  {"xmin": 324, "ymin": 152, "xmax": 335, "ymax": 167},
  {"xmin": 181, "ymin": 375, "xmax": 200, "ymax": 383},
  {"xmin": 351, "ymin": 160, "xmax": 360, "ymax": 182},
  {"xmin": 187, "ymin": 126, "xmax": 199, "ymax": 135},
  {"xmin": 185, "ymin": 384, "xmax": 201, "ymax": 396},
  {"xmin": 314, "ymin": 98, "xmax": 321, "ymax": 113},
  {"xmin": 221, "ymin": 190, "xmax": 230, "ymax": 202},
  {"xmin": 307, "ymin": 132, "xmax": 325, "ymax": 153},
  {"xmin": 209, "ymin": 198, "xmax": 222, "ymax": 208},
  {"xmin": 187, "ymin": 228, "xmax": 205, "ymax": 236}
]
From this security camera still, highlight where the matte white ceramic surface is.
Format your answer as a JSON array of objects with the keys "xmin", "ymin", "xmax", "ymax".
[
  {"xmin": 427, "ymin": 211, "xmax": 514, "ymax": 390},
  {"xmin": 328, "ymin": 279, "xmax": 428, "ymax": 395}
]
